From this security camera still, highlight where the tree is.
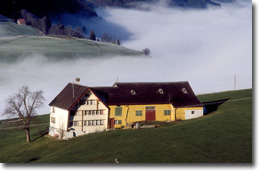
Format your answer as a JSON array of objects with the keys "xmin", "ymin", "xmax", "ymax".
[
  {"xmin": 39, "ymin": 16, "xmax": 51, "ymax": 34},
  {"xmin": 142, "ymin": 48, "xmax": 150, "ymax": 56},
  {"xmin": 101, "ymin": 32, "xmax": 112, "ymax": 42},
  {"xmin": 2, "ymin": 86, "xmax": 45, "ymax": 143},
  {"xmin": 89, "ymin": 30, "xmax": 96, "ymax": 41}
]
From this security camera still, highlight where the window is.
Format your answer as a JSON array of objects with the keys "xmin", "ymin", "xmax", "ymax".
[
  {"xmin": 84, "ymin": 121, "xmax": 88, "ymax": 126},
  {"xmin": 114, "ymin": 120, "xmax": 122, "ymax": 125},
  {"xmin": 136, "ymin": 110, "xmax": 142, "ymax": 116},
  {"xmin": 92, "ymin": 120, "xmax": 96, "ymax": 126},
  {"xmin": 130, "ymin": 90, "xmax": 136, "ymax": 95},
  {"xmin": 88, "ymin": 110, "xmax": 92, "ymax": 115},
  {"xmin": 158, "ymin": 88, "xmax": 164, "ymax": 94},
  {"xmin": 96, "ymin": 120, "xmax": 100, "ymax": 125},
  {"xmin": 52, "ymin": 107, "xmax": 55, "ymax": 113},
  {"xmin": 96, "ymin": 110, "xmax": 100, "ymax": 115},
  {"xmin": 191, "ymin": 111, "xmax": 195, "ymax": 114},
  {"xmin": 146, "ymin": 106, "xmax": 155, "ymax": 110},
  {"xmin": 73, "ymin": 121, "xmax": 78, "ymax": 126},
  {"xmin": 51, "ymin": 117, "xmax": 55, "ymax": 124},
  {"xmin": 182, "ymin": 88, "xmax": 188, "ymax": 94},
  {"xmin": 84, "ymin": 110, "xmax": 88, "ymax": 115},
  {"xmin": 164, "ymin": 110, "xmax": 171, "ymax": 116},
  {"xmin": 92, "ymin": 110, "xmax": 96, "ymax": 115},
  {"xmin": 100, "ymin": 120, "xmax": 104, "ymax": 125},
  {"xmin": 88, "ymin": 120, "xmax": 92, "ymax": 126},
  {"xmin": 100, "ymin": 110, "xmax": 104, "ymax": 115},
  {"xmin": 115, "ymin": 107, "xmax": 122, "ymax": 116}
]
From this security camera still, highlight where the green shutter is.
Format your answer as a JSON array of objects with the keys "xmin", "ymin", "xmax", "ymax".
[
  {"xmin": 115, "ymin": 107, "xmax": 122, "ymax": 116},
  {"xmin": 136, "ymin": 110, "xmax": 142, "ymax": 116},
  {"xmin": 118, "ymin": 120, "xmax": 122, "ymax": 124},
  {"xmin": 164, "ymin": 110, "xmax": 171, "ymax": 115}
]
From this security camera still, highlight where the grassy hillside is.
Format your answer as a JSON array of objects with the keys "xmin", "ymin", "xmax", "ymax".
[
  {"xmin": 0, "ymin": 15, "xmax": 39, "ymax": 37},
  {"xmin": 0, "ymin": 36, "xmax": 144, "ymax": 62},
  {"xmin": 0, "ymin": 89, "xmax": 252, "ymax": 163},
  {"xmin": 0, "ymin": 15, "xmax": 143, "ymax": 62}
]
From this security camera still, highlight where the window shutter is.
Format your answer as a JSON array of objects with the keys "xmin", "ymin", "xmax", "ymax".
[
  {"xmin": 115, "ymin": 107, "xmax": 122, "ymax": 116},
  {"xmin": 164, "ymin": 110, "xmax": 171, "ymax": 115},
  {"xmin": 136, "ymin": 110, "xmax": 142, "ymax": 116}
]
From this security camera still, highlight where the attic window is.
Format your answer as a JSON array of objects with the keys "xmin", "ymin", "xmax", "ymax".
[
  {"xmin": 182, "ymin": 88, "xmax": 188, "ymax": 94},
  {"xmin": 130, "ymin": 90, "xmax": 137, "ymax": 95},
  {"xmin": 158, "ymin": 88, "xmax": 164, "ymax": 94}
]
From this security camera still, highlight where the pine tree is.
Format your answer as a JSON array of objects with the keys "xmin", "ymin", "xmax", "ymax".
[{"xmin": 89, "ymin": 30, "xmax": 96, "ymax": 41}]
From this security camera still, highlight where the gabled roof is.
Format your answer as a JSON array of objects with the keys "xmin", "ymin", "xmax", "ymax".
[
  {"xmin": 49, "ymin": 81, "xmax": 203, "ymax": 110},
  {"xmin": 49, "ymin": 83, "xmax": 88, "ymax": 110},
  {"xmin": 91, "ymin": 82, "xmax": 203, "ymax": 107}
]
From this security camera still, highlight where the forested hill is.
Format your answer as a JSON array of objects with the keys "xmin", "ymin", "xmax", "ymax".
[
  {"xmin": 0, "ymin": 0, "xmax": 97, "ymax": 21},
  {"xmin": 0, "ymin": 0, "xmax": 235, "ymax": 21}
]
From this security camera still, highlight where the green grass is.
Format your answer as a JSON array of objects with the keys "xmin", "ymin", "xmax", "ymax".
[{"xmin": 0, "ymin": 89, "xmax": 252, "ymax": 163}]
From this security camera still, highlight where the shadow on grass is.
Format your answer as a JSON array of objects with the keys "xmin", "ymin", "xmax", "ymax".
[
  {"xmin": 31, "ymin": 127, "xmax": 49, "ymax": 142},
  {"xmin": 25, "ymin": 157, "xmax": 40, "ymax": 163}
]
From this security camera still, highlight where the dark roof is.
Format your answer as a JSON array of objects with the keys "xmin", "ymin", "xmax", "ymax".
[
  {"xmin": 91, "ymin": 82, "xmax": 203, "ymax": 107},
  {"xmin": 49, "ymin": 82, "xmax": 203, "ymax": 110},
  {"xmin": 49, "ymin": 83, "xmax": 88, "ymax": 110}
]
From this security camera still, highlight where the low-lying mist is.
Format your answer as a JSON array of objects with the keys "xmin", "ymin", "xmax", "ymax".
[{"xmin": 0, "ymin": 0, "xmax": 252, "ymax": 119}]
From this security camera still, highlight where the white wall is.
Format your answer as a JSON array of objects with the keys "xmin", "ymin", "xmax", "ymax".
[
  {"xmin": 50, "ymin": 106, "xmax": 68, "ymax": 131},
  {"xmin": 185, "ymin": 109, "xmax": 203, "ymax": 120}
]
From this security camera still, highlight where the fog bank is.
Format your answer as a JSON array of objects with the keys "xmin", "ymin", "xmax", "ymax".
[{"xmin": 0, "ymin": 0, "xmax": 252, "ymax": 119}]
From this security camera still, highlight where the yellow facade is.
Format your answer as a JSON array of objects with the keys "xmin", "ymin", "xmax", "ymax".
[{"xmin": 109, "ymin": 104, "xmax": 203, "ymax": 128}]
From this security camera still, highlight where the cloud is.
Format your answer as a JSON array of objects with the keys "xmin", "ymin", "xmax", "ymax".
[{"xmin": 0, "ymin": 0, "xmax": 252, "ymax": 119}]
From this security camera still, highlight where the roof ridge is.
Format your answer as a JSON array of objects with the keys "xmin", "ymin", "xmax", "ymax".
[{"xmin": 114, "ymin": 81, "xmax": 188, "ymax": 84}]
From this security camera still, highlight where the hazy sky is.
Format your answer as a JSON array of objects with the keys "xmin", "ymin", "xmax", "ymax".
[{"xmin": 0, "ymin": 0, "xmax": 252, "ymax": 118}]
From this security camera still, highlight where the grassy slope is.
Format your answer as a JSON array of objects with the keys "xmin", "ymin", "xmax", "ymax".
[
  {"xmin": 0, "ymin": 89, "xmax": 252, "ymax": 163},
  {"xmin": 0, "ymin": 15, "xmax": 143, "ymax": 62},
  {"xmin": 0, "ymin": 36, "xmax": 143, "ymax": 62},
  {"xmin": 0, "ymin": 15, "xmax": 39, "ymax": 37}
]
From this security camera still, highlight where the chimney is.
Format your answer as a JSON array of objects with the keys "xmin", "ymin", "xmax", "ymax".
[{"xmin": 75, "ymin": 78, "xmax": 80, "ymax": 85}]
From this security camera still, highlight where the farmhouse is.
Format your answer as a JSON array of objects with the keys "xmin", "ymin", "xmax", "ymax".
[
  {"xmin": 49, "ymin": 81, "xmax": 203, "ymax": 139},
  {"xmin": 17, "ymin": 19, "xmax": 26, "ymax": 25}
]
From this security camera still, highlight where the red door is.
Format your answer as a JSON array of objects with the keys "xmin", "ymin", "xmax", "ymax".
[
  {"xmin": 110, "ymin": 118, "xmax": 114, "ymax": 129},
  {"xmin": 146, "ymin": 106, "xmax": 156, "ymax": 121}
]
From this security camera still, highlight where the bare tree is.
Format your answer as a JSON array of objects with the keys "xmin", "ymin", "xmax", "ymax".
[{"xmin": 2, "ymin": 86, "xmax": 45, "ymax": 143}]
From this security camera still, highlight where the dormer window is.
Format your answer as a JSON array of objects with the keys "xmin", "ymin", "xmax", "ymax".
[
  {"xmin": 158, "ymin": 88, "xmax": 164, "ymax": 94},
  {"xmin": 130, "ymin": 90, "xmax": 137, "ymax": 95},
  {"xmin": 182, "ymin": 88, "xmax": 188, "ymax": 94}
]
